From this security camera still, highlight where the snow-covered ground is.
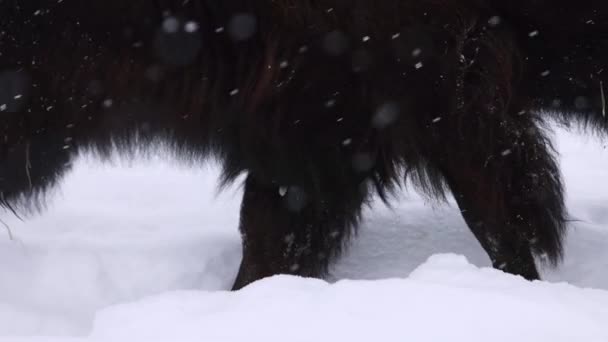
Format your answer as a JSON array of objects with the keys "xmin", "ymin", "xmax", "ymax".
[{"xmin": 1, "ymin": 126, "xmax": 607, "ymax": 341}]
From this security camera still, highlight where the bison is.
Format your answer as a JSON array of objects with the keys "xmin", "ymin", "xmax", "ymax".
[{"xmin": 0, "ymin": 1, "xmax": 607, "ymax": 289}]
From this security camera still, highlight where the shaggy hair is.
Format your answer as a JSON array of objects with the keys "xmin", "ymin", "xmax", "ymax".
[{"xmin": 1, "ymin": 0, "xmax": 607, "ymax": 289}]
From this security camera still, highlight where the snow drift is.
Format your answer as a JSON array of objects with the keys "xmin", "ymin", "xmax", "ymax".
[{"xmin": 0, "ymin": 127, "xmax": 607, "ymax": 342}]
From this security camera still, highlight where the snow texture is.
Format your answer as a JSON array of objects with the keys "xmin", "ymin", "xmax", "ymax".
[{"xmin": 1, "ymin": 126, "xmax": 607, "ymax": 341}]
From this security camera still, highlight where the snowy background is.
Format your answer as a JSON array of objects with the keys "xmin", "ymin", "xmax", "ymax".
[{"xmin": 1, "ymin": 125, "xmax": 607, "ymax": 341}]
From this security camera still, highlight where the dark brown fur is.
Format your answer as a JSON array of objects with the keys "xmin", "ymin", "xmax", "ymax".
[{"xmin": 1, "ymin": 0, "xmax": 607, "ymax": 289}]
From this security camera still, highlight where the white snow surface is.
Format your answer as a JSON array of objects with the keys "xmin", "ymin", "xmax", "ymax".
[{"xmin": 1, "ymin": 126, "xmax": 607, "ymax": 341}]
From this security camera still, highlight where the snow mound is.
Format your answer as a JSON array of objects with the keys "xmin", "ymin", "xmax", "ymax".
[{"xmin": 6, "ymin": 254, "xmax": 604, "ymax": 342}]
